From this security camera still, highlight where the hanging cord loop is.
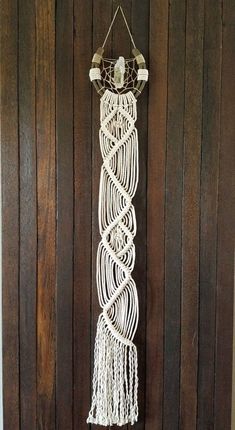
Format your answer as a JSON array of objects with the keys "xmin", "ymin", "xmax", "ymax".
[
  {"xmin": 89, "ymin": 5, "xmax": 148, "ymax": 98},
  {"xmin": 102, "ymin": 5, "xmax": 136, "ymax": 49}
]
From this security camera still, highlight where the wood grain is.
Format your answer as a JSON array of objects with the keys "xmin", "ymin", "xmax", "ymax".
[
  {"xmin": 146, "ymin": 0, "xmax": 168, "ymax": 429},
  {"xmin": 36, "ymin": 0, "xmax": 56, "ymax": 428},
  {"xmin": 1, "ymin": 1, "xmax": 235, "ymax": 428},
  {"xmin": 112, "ymin": 0, "xmax": 131, "ymax": 59},
  {"xmin": 73, "ymin": 1, "xmax": 93, "ymax": 429},
  {"xmin": 56, "ymin": 0, "xmax": 74, "ymax": 428},
  {"xmin": 1, "ymin": 1, "xmax": 20, "ymax": 429},
  {"xmin": 19, "ymin": 0, "xmax": 37, "ymax": 428},
  {"xmin": 180, "ymin": 0, "xmax": 203, "ymax": 429},
  {"xmin": 197, "ymin": 1, "xmax": 222, "ymax": 429},
  {"xmin": 131, "ymin": 1, "xmax": 149, "ymax": 428},
  {"xmin": 164, "ymin": 0, "xmax": 185, "ymax": 428},
  {"xmin": 214, "ymin": 1, "xmax": 235, "ymax": 428}
]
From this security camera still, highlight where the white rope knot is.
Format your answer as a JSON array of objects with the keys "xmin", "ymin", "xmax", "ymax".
[
  {"xmin": 137, "ymin": 68, "xmax": 149, "ymax": 81},
  {"xmin": 87, "ymin": 89, "xmax": 139, "ymax": 426},
  {"xmin": 89, "ymin": 67, "xmax": 101, "ymax": 81}
]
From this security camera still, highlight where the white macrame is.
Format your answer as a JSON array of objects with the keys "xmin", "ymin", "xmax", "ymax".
[{"xmin": 87, "ymin": 89, "xmax": 139, "ymax": 426}]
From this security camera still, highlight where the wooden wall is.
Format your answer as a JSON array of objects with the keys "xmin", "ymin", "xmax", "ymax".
[{"xmin": 1, "ymin": 0, "xmax": 235, "ymax": 429}]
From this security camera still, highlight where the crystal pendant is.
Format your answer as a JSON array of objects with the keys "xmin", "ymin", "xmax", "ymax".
[{"xmin": 113, "ymin": 56, "xmax": 125, "ymax": 89}]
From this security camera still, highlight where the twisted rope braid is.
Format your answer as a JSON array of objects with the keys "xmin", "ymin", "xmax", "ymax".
[{"xmin": 87, "ymin": 89, "xmax": 139, "ymax": 426}]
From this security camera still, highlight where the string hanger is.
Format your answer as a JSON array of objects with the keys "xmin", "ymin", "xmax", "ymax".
[{"xmin": 102, "ymin": 5, "xmax": 136, "ymax": 50}]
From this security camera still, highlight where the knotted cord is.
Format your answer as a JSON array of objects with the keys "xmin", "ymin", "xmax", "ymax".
[
  {"xmin": 87, "ymin": 90, "xmax": 139, "ymax": 426},
  {"xmin": 87, "ymin": 6, "xmax": 148, "ymax": 427},
  {"xmin": 100, "ymin": 57, "xmax": 138, "ymax": 94}
]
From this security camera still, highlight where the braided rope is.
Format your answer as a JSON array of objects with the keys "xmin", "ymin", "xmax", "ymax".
[{"xmin": 87, "ymin": 89, "xmax": 139, "ymax": 426}]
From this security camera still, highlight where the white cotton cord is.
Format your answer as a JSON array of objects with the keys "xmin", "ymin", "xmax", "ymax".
[
  {"xmin": 89, "ymin": 67, "xmax": 101, "ymax": 81},
  {"xmin": 137, "ymin": 68, "xmax": 149, "ymax": 81},
  {"xmin": 87, "ymin": 316, "xmax": 138, "ymax": 426},
  {"xmin": 87, "ymin": 89, "xmax": 139, "ymax": 426}
]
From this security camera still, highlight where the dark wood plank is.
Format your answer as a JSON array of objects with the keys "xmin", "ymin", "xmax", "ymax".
[
  {"xmin": 164, "ymin": 0, "xmax": 186, "ymax": 428},
  {"xmin": 197, "ymin": 1, "xmax": 222, "ymax": 429},
  {"xmin": 73, "ymin": 1, "xmax": 93, "ymax": 429},
  {"xmin": 36, "ymin": 0, "xmax": 56, "ymax": 428},
  {"xmin": 131, "ymin": 1, "xmax": 149, "ymax": 429},
  {"xmin": 2, "ymin": 1, "xmax": 235, "ymax": 428},
  {"xmin": 180, "ymin": 1, "xmax": 203, "ymax": 429},
  {"xmin": 146, "ymin": 0, "xmax": 168, "ymax": 428},
  {"xmin": 1, "ymin": 0, "xmax": 20, "ymax": 428},
  {"xmin": 112, "ymin": 0, "xmax": 131, "ymax": 58},
  {"xmin": 91, "ymin": 2, "xmax": 112, "ymax": 430},
  {"xmin": 19, "ymin": 0, "xmax": 37, "ymax": 428},
  {"xmin": 214, "ymin": 0, "xmax": 235, "ymax": 428},
  {"xmin": 56, "ymin": 0, "xmax": 73, "ymax": 428}
]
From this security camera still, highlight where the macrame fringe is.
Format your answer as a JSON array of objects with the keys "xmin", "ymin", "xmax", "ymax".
[
  {"xmin": 87, "ymin": 315, "xmax": 138, "ymax": 427},
  {"xmin": 88, "ymin": 89, "xmax": 139, "ymax": 426}
]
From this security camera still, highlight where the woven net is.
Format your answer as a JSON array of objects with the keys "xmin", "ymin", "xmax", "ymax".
[{"xmin": 100, "ymin": 58, "xmax": 138, "ymax": 94}]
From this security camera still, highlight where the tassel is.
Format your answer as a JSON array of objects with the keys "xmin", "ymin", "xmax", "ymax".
[{"xmin": 87, "ymin": 315, "xmax": 138, "ymax": 426}]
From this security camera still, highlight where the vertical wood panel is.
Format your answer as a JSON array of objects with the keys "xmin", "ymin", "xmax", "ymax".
[
  {"xmin": 197, "ymin": 1, "xmax": 222, "ymax": 428},
  {"xmin": 112, "ymin": 0, "xmax": 131, "ymax": 58},
  {"xmin": 56, "ymin": 0, "xmax": 74, "ymax": 428},
  {"xmin": 132, "ymin": 1, "xmax": 149, "ymax": 428},
  {"xmin": 36, "ymin": 0, "xmax": 56, "ymax": 428},
  {"xmin": 214, "ymin": 0, "xmax": 235, "ymax": 428},
  {"xmin": 1, "ymin": 1, "xmax": 235, "ymax": 428},
  {"xmin": 164, "ymin": 0, "xmax": 185, "ymax": 428},
  {"xmin": 146, "ymin": 0, "xmax": 168, "ymax": 428},
  {"xmin": 73, "ymin": 1, "xmax": 92, "ymax": 429},
  {"xmin": 1, "ymin": 1, "xmax": 20, "ymax": 429},
  {"xmin": 180, "ymin": 1, "xmax": 203, "ymax": 429},
  {"xmin": 19, "ymin": 0, "xmax": 37, "ymax": 428}
]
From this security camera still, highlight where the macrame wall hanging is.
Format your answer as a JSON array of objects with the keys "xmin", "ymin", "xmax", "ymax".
[{"xmin": 87, "ymin": 6, "xmax": 148, "ymax": 426}]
